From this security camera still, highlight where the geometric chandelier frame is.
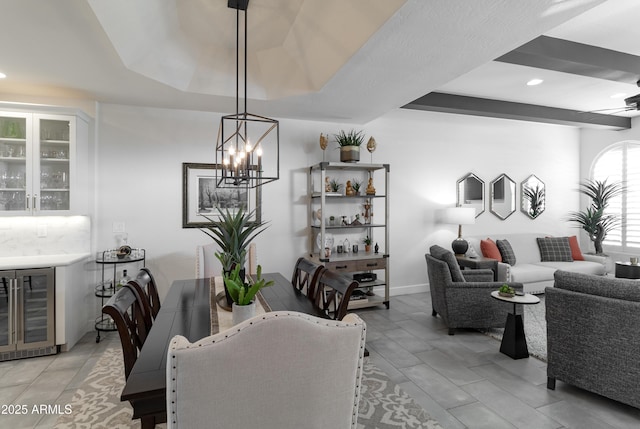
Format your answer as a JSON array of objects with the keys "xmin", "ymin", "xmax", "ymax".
[{"xmin": 215, "ymin": 0, "xmax": 280, "ymax": 188}]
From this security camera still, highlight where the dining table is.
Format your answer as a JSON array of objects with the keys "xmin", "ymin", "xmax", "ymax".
[{"xmin": 120, "ymin": 272, "xmax": 327, "ymax": 429}]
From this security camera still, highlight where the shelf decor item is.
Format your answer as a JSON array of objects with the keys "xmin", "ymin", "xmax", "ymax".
[
  {"xmin": 363, "ymin": 236, "xmax": 372, "ymax": 252},
  {"xmin": 215, "ymin": 1, "xmax": 279, "ymax": 188},
  {"xmin": 335, "ymin": 130, "xmax": 364, "ymax": 163}
]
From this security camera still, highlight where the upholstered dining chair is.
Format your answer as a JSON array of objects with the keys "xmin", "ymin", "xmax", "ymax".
[
  {"xmin": 166, "ymin": 311, "xmax": 366, "ymax": 429},
  {"xmin": 314, "ymin": 269, "xmax": 359, "ymax": 320},
  {"xmin": 426, "ymin": 244, "xmax": 524, "ymax": 335},
  {"xmin": 102, "ymin": 285, "xmax": 149, "ymax": 379},
  {"xmin": 291, "ymin": 257, "xmax": 325, "ymax": 300},
  {"xmin": 195, "ymin": 243, "xmax": 217, "ymax": 279}
]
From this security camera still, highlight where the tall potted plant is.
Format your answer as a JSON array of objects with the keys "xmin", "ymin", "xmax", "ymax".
[
  {"xmin": 201, "ymin": 206, "xmax": 268, "ymax": 306},
  {"xmin": 567, "ymin": 179, "xmax": 623, "ymax": 254},
  {"xmin": 335, "ymin": 129, "xmax": 364, "ymax": 163}
]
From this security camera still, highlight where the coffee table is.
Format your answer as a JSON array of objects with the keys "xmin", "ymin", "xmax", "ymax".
[{"xmin": 490, "ymin": 291, "xmax": 540, "ymax": 359}]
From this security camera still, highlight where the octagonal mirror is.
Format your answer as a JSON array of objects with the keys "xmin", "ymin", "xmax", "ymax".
[
  {"xmin": 490, "ymin": 174, "xmax": 516, "ymax": 220},
  {"xmin": 521, "ymin": 174, "xmax": 545, "ymax": 219},
  {"xmin": 456, "ymin": 173, "xmax": 484, "ymax": 217}
]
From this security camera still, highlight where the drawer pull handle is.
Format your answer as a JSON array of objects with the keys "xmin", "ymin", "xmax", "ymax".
[
  {"xmin": 366, "ymin": 263, "xmax": 378, "ymax": 267},
  {"xmin": 336, "ymin": 265, "xmax": 348, "ymax": 269}
]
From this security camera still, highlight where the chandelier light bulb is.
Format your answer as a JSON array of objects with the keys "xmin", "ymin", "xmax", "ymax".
[{"xmin": 228, "ymin": 146, "xmax": 235, "ymax": 156}]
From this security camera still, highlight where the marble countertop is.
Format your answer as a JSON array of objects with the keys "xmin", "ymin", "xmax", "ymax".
[{"xmin": 0, "ymin": 253, "xmax": 92, "ymax": 270}]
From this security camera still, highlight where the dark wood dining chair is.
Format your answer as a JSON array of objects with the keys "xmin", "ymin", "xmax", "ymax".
[
  {"xmin": 314, "ymin": 269, "xmax": 359, "ymax": 321},
  {"xmin": 290, "ymin": 257, "xmax": 325, "ymax": 301},
  {"xmin": 130, "ymin": 267, "xmax": 161, "ymax": 319},
  {"xmin": 102, "ymin": 285, "xmax": 149, "ymax": 379}
]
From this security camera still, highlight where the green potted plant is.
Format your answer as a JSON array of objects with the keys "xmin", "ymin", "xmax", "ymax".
[
  {"xmin": 363, "ymin": 235, "xmax": 372, "ymax": 252},
  {"xmin": 329, "ymin": 179, "xmax": 342, "ymax": 193},
  {"xmin": 334, "ymin": 129, "xmax": 364, "ymax": 163},
  {"xmin": 498, "ymin": 284, "xmax": 515, "ymax": 297},
  {"xmin": 567, "ymin": 179, "xmax": 623, "ymax": 255},
  {"xmin": 351, "ymin": 178, "xmax": 362, "ymax": 195},
  {"xmin": 223, "ymin": 264, "xmax": 274, "ymax": 324},
  {"xmin": 200, "ymin": 206, "xmax": 268, "ymax": 306}
]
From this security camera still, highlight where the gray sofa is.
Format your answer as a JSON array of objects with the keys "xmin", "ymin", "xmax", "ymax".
[
  {"xmin": 468, "ymin": 233, "xmax": 608, "ymax": 294},
  {"xmin": 426, "ymin": 245, "xmax": 523, "ymax": 335},
  {"xmin": 546, "ymin": 271, "xmax": 640, "ymax": 409}
]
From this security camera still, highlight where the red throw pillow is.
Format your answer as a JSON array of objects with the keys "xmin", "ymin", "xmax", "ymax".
[
  {"xmin": 567, "ymin": 235, "xmax": 584, "ymax": 261},
  {"xmin": 480, "ymin": 238, "xmax": 502, "ymax": 261}
]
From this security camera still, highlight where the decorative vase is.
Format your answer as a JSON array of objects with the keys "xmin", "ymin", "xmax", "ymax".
[
  {"xmin": 232, "ymin": 301, "xmax": 256, "ymax": 325},
  {"xmin": 365, "ymin": 244, "xmax": 371, "ymax": 253},
  {"xmin": 340, "ymin": 146, "xmax": 360, "ymax": 163}
]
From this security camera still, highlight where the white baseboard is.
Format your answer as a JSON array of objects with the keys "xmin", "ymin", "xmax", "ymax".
[{"xmin": 390, "ymin": 283, "xmax": 429, "ymax": 296}]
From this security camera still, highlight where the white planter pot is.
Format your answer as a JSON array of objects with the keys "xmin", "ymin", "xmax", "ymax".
[{"xmin": 232, "ymin": 301, "xmax": 256, "ymax": 325}]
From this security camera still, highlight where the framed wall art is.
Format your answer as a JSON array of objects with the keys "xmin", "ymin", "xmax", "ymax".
[{"xmin": 182, "ymin": 162, "xmax": 261, "ymax": 228}]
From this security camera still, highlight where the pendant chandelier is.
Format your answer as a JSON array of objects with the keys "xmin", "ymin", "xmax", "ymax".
[{"xmin": 216, "ymin": 0, "xmax": 280, "ymax": 188}]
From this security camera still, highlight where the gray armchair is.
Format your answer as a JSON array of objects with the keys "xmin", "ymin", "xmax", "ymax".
[
  {"xmin": 426, "ymin": 245, "xmax": 524, "ymax": 335},
  {"xmin": 546, "ymin": 271, "xmax": 640, "ymax": 409}
]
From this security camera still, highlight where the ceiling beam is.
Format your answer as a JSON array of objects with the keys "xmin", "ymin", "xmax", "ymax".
[
  {"xmin": 496, "ymin": 35, "xmax": 640, "ymax": 85},
  {"xmin": 403, "ymin": 92, "xmax": 631, "ymax": 130}
]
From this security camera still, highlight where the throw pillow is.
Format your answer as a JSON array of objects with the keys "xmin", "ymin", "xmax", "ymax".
[
  {"xmin": 567, "ymin": 235, "xmax": 585, "ymax": 261},
  {"xmin": 429, "ymin": 244, "xmax": 466, "ymax": 282},
  {"xmin": 496, "ymin": 239, "xmax": 516, "ymax": 265},
  {"xmin": 480, "ymin": 238, "xmax": 502, "ymax": 262},
  {"xmin": 537, "ymin": 237, "xmax": 573, "ymax": 262}
]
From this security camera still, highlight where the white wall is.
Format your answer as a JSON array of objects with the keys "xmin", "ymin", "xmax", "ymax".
[{"xmin": 95, "ymin": 104, "xmax": 582, "ymax": 298}]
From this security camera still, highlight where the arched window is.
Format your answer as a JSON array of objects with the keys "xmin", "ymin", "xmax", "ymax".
[{"xmin": 592, "ymin": 141, "xmax": 640, "ymax": 251}]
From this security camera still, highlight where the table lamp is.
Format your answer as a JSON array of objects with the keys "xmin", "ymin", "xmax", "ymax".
[{"xmin": 441, "ymin": 207, "xmax": 476, "ymax": 256}]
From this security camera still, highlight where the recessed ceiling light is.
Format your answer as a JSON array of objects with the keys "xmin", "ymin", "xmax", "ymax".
[
  {"xmin": 0, "ymin": 72, "xmax": 6, "ymax": 79},
  {"xmin": 526, "ymin": 79, "xmax": 544, "ymax": 86},
  {"xmin": 610, "ymin": 93, "xmax": 627, "ymax": 99}
]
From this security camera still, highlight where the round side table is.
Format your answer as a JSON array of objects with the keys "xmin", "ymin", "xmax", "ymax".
[
  {"xmin": 490, "ymin": 291, "xmax": 540, "ymax": 359},
  {"xmin": 614, "ymin": 261, "xmax": 640, "ymax": 279}
]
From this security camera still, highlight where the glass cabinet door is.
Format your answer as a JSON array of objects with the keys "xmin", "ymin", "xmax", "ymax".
[
  {"xmin": 0, "ymin": 115, "xmax": 29, "ymax": 213},
  {"xmin": 17, "ymin": 268, "xmax": 54, "ymax": 349},
  {"xmin": 0, "ymin": 271, "xmax": 15, "ymax": 352},
  {"xmin": 37, "ymin": 118, "xmax": 71, "ymax": 211}
]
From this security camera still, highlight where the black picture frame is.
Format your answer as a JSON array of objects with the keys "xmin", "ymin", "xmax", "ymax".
[{"xmin": 182, "ymin": 162, "xmax": 261, "ymax": 228}]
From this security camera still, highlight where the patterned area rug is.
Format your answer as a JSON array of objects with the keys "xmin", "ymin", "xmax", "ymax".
[
  {"xmin": 55, "ymin": 347, "xmax": 443, "ymax": 429},
  {"xmin": 482, "ymin": 295, "xmax": 547, "ymax": 361}
]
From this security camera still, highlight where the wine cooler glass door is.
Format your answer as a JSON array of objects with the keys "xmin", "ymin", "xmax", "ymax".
[{"xmin": 16, "ymin": 268, "xmax": 55, "ymax": 350}]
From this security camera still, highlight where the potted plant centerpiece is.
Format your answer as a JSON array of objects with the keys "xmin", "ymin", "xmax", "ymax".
[
  {"xmin": 335, "ymin": 129, "xmax": 364, "ymax": 163},
  {"xmin": 200, "ymin": 206, "xmax": 268, "ymax": 307},
  {"xmin": 567, "ymin": 179, "xmax": 623, "ymax": 255},
  {"xmin": 223, "ymin": 264, "xmax": 274, "ymax": 325}
]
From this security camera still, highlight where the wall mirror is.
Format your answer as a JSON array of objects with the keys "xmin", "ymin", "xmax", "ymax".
[
  {"xmin": 490, "ymin": 174, "xmax": 516, "ymax": 220},
  {"xmin": 456, "ymin": 173, "xmax": 484, "ymax": 217},
  {"xmin": 521, "ymin": 174, "xmax": 545, "ymax": 219}
]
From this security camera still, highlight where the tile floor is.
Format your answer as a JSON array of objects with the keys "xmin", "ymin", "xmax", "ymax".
[{"xmin": 1, "ymin": 292, "xmax": 639, "ymax": 428}]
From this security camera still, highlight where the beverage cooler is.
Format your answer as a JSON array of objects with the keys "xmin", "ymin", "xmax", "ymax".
[{"xmin": 0, "ymin": 267, "xmax": 56, "ymax": 360}]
